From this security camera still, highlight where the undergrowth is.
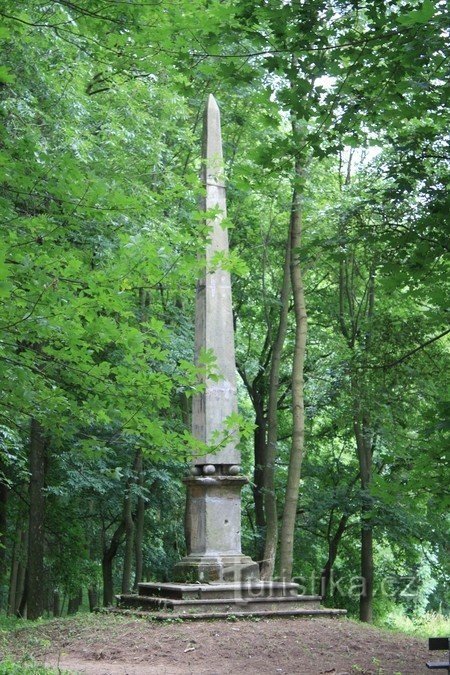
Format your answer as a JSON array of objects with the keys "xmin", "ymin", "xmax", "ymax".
[
  {"xmin": 0, "ymin": 658, "xmax": 70, "ymax": 674},
  {"xmin": 380, "ymin": 610, "xmax": 450, "ymax": 637}
]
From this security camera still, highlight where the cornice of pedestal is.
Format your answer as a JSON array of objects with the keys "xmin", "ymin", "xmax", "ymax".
[{"xmin": 182, "ymin": 475, "xmax": 248, "ymax": 487}]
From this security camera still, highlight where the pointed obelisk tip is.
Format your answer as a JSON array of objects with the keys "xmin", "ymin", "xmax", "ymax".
[
  {"xmin": 203, "ymin": 94, "xmax": 222, "ymax": 162},
  {"xmin": 207, "ymin": 93, "xmax": 219, "ymax": 111}
]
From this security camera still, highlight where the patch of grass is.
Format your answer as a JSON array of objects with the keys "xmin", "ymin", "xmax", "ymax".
[
  {"xmin": 0, "ymin": 658, "xmax": 70, "ymax": 674},
  {"xmin": 0, "ymin": 615, "xmax": 28, "ymax": 633},
  {"xmin": 380, "ymin": 610, "xmax": 450, "ymax": 638}
]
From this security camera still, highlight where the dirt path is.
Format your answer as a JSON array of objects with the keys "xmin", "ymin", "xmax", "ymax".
[{"xmin": 4, "ymin": 614, "xmax": 429, "ymax": 674}]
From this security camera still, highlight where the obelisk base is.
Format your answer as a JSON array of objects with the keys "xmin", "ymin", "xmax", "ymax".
[
  {"xmin": 174, "ymin": 553, "xmax": 259, "ymax": 583},
  {"xmin": 173, "ymin": 474, "xmax": 259, "ymax": 583},
  {"xmin": 117, "ymin": 581, "xmax": 348, "ymax": 619}
]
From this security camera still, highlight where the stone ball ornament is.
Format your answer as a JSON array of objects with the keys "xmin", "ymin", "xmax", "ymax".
[
  {"xmin": 203, "ymin": 464, "xmax": 216, "ymax": 475},
  {"xmin": 228, "ymin": 465, "xmax": 241, "ymax": 475}
]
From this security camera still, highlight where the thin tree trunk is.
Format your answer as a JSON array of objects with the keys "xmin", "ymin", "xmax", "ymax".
[
  {"xmin": 280, "ymin": 159, "xmax": 307, "ymax": 581},
  {"xmin": 360, "ymin": 523, "xmax": 373, "ymax": 622},
  {"xmin": 27, "ymin": 418, "xmax": 46, "ymax": 620},
  {"xmin": 337, "ymin": 153, "xmax": 376, "ymax": 620},
  {"xmin": 260, "ymin": 220, "xmax": 292, "ymax": 580},
  {"xmin": 0, "ymin": 464, "xmax": 8, "ymax": 603},
  {"xmin": 17, "ymin": 570, "xmax": 28, "ymax": 618},
  {"xmin": 134, "ymin": 449, "xmax": 145, "ymax": 589},
  {"xmin": 8, "ymin": 524, "xmax": 22, "ymax": 615},
  {"xmin": 52, "ymin": 590, "xmax": 60, "ymax": 617},
  {"xmin": 14, "ymin": 529, "xmax": 28, "ymax": 616},
  {"xmin": 354, "ymin": 411, "xmax": 374, "ymax": 622},
  {"xmin": 121, "ymin": 486, "xmax": 135, "ymax": 595},
  {"xmin": 122, "ymin": 450, "xmax": 142, "ymax": 594},
  {"xmin": 67, "ymin": 588, "xmax": 82, "ymax": 615},
  {"xmin": 321, "ymin": 514, "xmax": 348, "ymax": 599},
  {"xmin": 253, "ymin": 402, "xmax": 267, "ymax": 563},
  {"xmin": 88, "ymin": 585, "xmax": 98, "ymax": 612},
  {"xmin": 102, "ymin": 520, "xmax": 125, "ymax": 606},
  {"xmin": 67, "ymin": 596, "xmax": 76, "ymax": 615}
]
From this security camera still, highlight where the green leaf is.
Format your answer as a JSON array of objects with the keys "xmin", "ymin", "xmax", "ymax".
[
  {"xmin": 0, "ymin": 66, "xmax": 14, "ymax": 84},
  {"xmin": 398, "ymin": 0, "xmax": 435, "ymax": 26}
]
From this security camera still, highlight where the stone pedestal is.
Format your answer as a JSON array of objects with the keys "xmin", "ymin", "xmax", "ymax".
[
  {"xmin": 174, "ymin": 475, "xmax": 259, "ymax": 583},
  {"xmin": 118, "ymin": 580, "xmax": 347, "ymax": 619}
]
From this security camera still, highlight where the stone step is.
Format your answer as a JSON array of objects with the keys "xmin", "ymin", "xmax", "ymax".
[
  {"xmin": 109, "ymin": 606, "xmax": 347, "ymax": 621},
  {"xmin": 118, "ymin": 593, "xmax": 322, "ymax": 614},
  {"xmin": 138, "ymin": 581, "xmax": 301, "ymax": 600}
]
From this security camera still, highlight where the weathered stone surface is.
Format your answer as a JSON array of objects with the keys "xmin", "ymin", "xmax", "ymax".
[
  {"xmin": 138, "ymin": 580, "xmax": 302, "ymax": 600},
  {"xmin": 117, "ymin": 581, "xmax": 347, "ymax": 618},
  {"xmin": 174, "ymin": 94, "xmax": 258, "ymax": 584},
  {"xmin": 184, "ymin": 476, "xmax": 244, "ymax": 555},
  {"xmin": 119, "ymin": 594, "xmax": 322, "ymax": 613},
  {"xmin": 174, "ymin": 554, "xmax": 259, "ymax": 584},
  {"xmin": 192, "ymin": 93, "xmax": 239, "ymax": 467}
]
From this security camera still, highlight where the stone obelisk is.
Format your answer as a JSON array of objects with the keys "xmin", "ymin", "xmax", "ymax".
[
  {"xmin": 117, "ymin": 96, "xmax": 345, "ymax": 618},
  {"xmin": 175, "ymin": 94, "xmax": 259, "ymax": 583}
]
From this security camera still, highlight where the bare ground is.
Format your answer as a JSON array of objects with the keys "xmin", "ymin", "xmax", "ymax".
[{"xmin": 1, "ymin": 613, "xmax": 430, "ymax": 674}]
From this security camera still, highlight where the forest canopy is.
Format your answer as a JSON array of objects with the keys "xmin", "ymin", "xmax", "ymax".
[{"xmin": 0, "ymin": 0, "xmax": 448, "ymax": 623}]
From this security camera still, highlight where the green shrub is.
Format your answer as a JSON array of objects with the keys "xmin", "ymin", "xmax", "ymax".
[
  {"xmin": 0, "ymin": 659, "xmax": 70, "ymax": 674},
  {"xmin": 380, "ymin": 608, "xmax": 450, "ymax": 637}
]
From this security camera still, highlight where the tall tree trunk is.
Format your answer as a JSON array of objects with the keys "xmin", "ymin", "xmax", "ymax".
[
  {"xmin": 321, "ymin": 514, "xmax": 348, "ymax": 599},
  {"xmin": 102, "ymin": 520, "xmax": 125, "ymax": 606},
  {"xmin": 27, "ymin": 418, "xmax": 46, "ymax": 620},
  {"xmin": 354, "ymin": 410, "xmax": 374, "ymax": 622},
  {"xmin": 260, "ymin": 220, "xmax": 292, "ymax": 580},
  {"xmin": 121, "ymin": 485, "xmax": 135, "ymax": 595},
  {"xmin": 279, "ymin": 160, "xmax": 307, "ymax": 581},
  {"xmin": 8, "ymin": 523, "xmax": 23, "ymax": 615},
  {"xmin": 67, "ymin": 593, "xmax": 79, "ymax": 615},
  {"xmin": 14, "ymin": 528, "xmax": 28, "ymax": 616},
  {"xmin": 8, "ymin": 538, "xmax": 19, "ymax": 616},
  {"xmin": 0, "ymin": 462, "xmax": 8, "ymax": 605},
  {"xmin": 52, "ymin": 590, "xmax": 60, "ymax": 617},
  {"xmin": 253, "ymin": 401, "xmax": 267, "ymax": 563},
  {"xmin": 337, "ymin": 150, "xmax": 376, "ymax": 621},
  {"xmin": 88, "ymin": 585, "xmax": 98, "ymax": 612},
  {"xmin": 134, "ymin": 449, "xmax": 145, "ymax": 589},
  {"xmin": 122, "ymin": 450, "xmax": 143, "ymax": 594},
  {"xmin": 17, "ymin": 570, "xmax": 28, "ymax": 618}
]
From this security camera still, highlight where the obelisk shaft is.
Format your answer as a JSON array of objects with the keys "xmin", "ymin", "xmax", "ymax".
[
  {"xmin": 174, "ymin": 95, "xmax": 259, "ymax": 583},
  {"xmin": 192, "ymin": 94, "xmax": 239, "ymax": 466}
]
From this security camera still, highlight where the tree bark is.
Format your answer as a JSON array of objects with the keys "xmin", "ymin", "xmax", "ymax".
[
  {"xmin": 0, "ymin": 462, "xmax": 8, "ymax": 604},
  {"xmin": 52, "ymin": 590, "xmax": 60, "ymax": 617},
  {"xmin": 260, "ymin": 220, "xmax": 292, "ymax": 580},
  {"xmin": 102, "ymin": 520, "xmax": 125, "ymax": 606},
  {"xmin": 67, "ymin": 587, "xmax": 82, "ymax": 615},
  {"xmin": 354, "ymin": 411, "xmax": 374, "ymax": 622},
  {"xmin": 134, "ymin": 449, "xmax": 145, "ymax": 589},
  {"xmin": 279, "ymin": 159, "xmax": 307, "ymax": 581},
  {"xmin": 14, "ymin": 528, "xmax": 28, "ymax": 616},
  {"xmin": 121, "ymin": 486, "xmax": 135, "ymax": 595},
  {"xmin": 320, "ymin": 514, "xmax": 348, "ymax": 599},
  {"xmin": 88, "ymin": 584, "xmax": 98, "ymax": 612},
  {"xmin": 27, "ymin": 418, "xmax": 47, "ymax": 620},
  {"xmin": 67, "ymin": 595, "xmax": 77, "ymax": 615},
  {"xmin": 8, "ymin": 523, "xmax": 23, "ymax": 615},
  {"xmin": 17, "ymin": 570, "xmax": 28, "ymax": 618},
  {"xmin": 337, "ymin": 154, "xmax": 375, "ymax": 621},
  {"xmin": 253, "ymin": 399, "xmax": 267, "ymax": 563},
  {"xmin": 122, "ymin": 450, "xmax": 143, "ymax": 594}
]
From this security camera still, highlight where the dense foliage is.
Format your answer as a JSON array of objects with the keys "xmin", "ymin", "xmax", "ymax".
[{"xmin": 0, "ymin": 0, "xmax": 448, "ymax": 622}]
